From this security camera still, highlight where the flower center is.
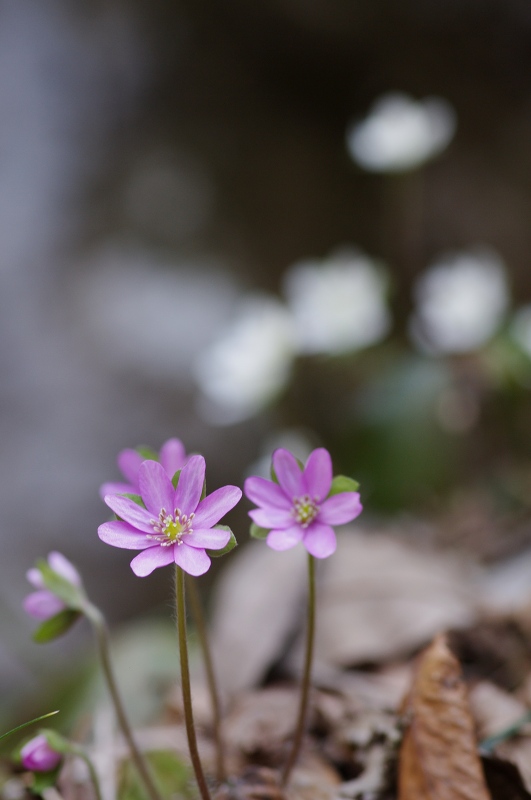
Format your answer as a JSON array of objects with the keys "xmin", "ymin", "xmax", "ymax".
[
  {"xmin": 292, "ymin": 494, "xmax": 319, "ymax": 528},
  {"xmin": 148, "ymin": 508, "xmax": 195, "ymax": 546}
]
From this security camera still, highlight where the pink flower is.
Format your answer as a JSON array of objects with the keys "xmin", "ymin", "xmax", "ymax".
[
  {"xmin": 21, "ymin": 734, "xmax": 62, "ymax": 772},
  {"xmin": 99, "ymin": 455, "xmax": 242, "ymax": 577},
  {"xmin": 244, "ymin": 448, "xmax": 362, "ymax": 559},
  {"xmin": 23, "ymin": 552, "xmax": 81, "ymax": 621},
  {"xmin": 99, "ymin": 438, "xmax": 188, "ymax": 498}
]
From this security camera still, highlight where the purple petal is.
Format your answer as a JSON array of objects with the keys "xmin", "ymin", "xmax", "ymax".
[
  {"xmin": 21, "ymin": 735, "xmax": 62, "ymax": 772},
  {"xmin": 303, "ymin": 449, "xmax": 332, "ymax": 500},
  {"xmin": 193, "ymin": 485, "xmax": 242, "ymax": 528},
  {"xmin": 266, "ymin": 525, "xmax": 303, "ymax": 551},
  {"xmin": 23, "ymin": 590, "xmax": 65, "ymax": 620},
  {"xmin": 185, "ymin": 527, "xmax": 231, "ymax": 550},
  {"xmin": 174, "ymin": 455, "xmax": 205, "ymax": 516},
  {"xmin": 174, "ymin": 543, "xmax": 211, "ymax": 576},
  {"xmin": 26, "ymin": 568, "xmax": 44, "ymax": 589},
  {"xmin": 48, "ymin": 552, "xmax": 81, "ymax": 586},
  {"xmin": 318, "ymin": 493, "xmax": 363, "ymax": 525},
  {"xmin": 159, "ymin": 438, "xmax": 187, "ymax": 478},
  {"xmin": 273, "ymin": 449, "xmax": 304, "ymax": 498},
  {"xmin": 117, "ymin": 448, "xmax": 144, "ymax": 485},
  {"xmin": 104, "ymin": 494, "xmax": 153, "ymax": 533},
  {"xmin": 130, "ymin": 546, "xmax": 175, "ymax": 576},
  {"xmin": 138, "ymin": 460, "xmax": 175, "ymax": 517},
  {"xmin": 99, "ymin": 481, "xmax": 136, "ymax": 500},
  {"xmin": 303, "ymin": 523, "xmax": 337, "ymax": 559},
  {"xmin": 249, "ymin": 507, "xmax": 293, "ymax": 529},
  {"xmin": 244, "ymin": 476, "xmax": 291, "ymax": 509},
  {"xmin": 98, "ymin": 520, "xmax": 153, "ymax": 550}
]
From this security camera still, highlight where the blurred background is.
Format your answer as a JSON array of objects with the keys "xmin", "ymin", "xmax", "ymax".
[{"xmin": 3, "ymin": 0, "xmax": 531, "ymax": 724}]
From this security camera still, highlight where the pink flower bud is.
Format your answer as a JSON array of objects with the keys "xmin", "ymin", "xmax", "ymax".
[{"xmin": 20, "ymin": 734, "xmax": 62, "ymax": 772}]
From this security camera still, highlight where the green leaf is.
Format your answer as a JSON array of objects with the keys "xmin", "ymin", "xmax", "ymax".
[
  {"xmin": 200, "ymin": 478, "xmax": 207, "ymax": 501},
  {"xmin": 171, "ymin": 469, "xmax": 181, "ymax": 489},
  {"xmin": 270, "ymin": 465, "xmax": 279, "ymax": 484},
  {"xmin": 119, "ymin": 750, "xmax": 194, "ymax": 800},
  {"xmin": 250, "ymin": 522, "xmax": 269, "ymax": 539},
  {"xmin": 328, "ymin": 475, "xmax": 360, "ymax": 496},
  {"xmin": 136, "ymin": 445, "xmax": 158, "ymax": 461},
  {"xmin": 121, "ymin": 493, "xmax": 145, "ymax": 507},
  {"xmin": 207, "ymin": 526, "xmax": 238, "ymax": 557},
  {"xmin": 30, "ymin": 766, "xmax": 61, "ymax": 795},
  {"xmin": 0, "ymin": 712, "xmax": 59, "ymax": 743},
  {"xmin": 33, "ymin": 610, "xmax": 81, "ymax": 643},
  {"xmin": 36, "ymin": 561, "xmax": 86, "ymax": 610},
  {"xmin": 42, "ymin": 730, "xmax": 71, "ymax": 755}
]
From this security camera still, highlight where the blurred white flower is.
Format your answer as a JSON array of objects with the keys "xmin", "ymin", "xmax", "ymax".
[
  {"xmin": 346, "ymin": 93, "xmax": 456, "ymax": 173},
  {"xmin": 410, "ymin": 250, "xmax": 509, "ymax": 354},
  {"xmin": 510, "ymin": 306, "xmax": 531, "ymax": 358},
  {"xmin": 283, "ymin": 250, "xmax": 391, "ymax": 355},
  {"xmin": 195, "ymin": 296, "xmax": 296, "ymax": 424}
]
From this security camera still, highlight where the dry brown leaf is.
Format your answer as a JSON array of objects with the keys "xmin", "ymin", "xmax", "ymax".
[
  {"xmin": 398, "ymin": 633, "xmax": 491, "ymax": 800},
  {"xmin": 312, "ymin": 531, "xmax": 478, "ymax": 667}
]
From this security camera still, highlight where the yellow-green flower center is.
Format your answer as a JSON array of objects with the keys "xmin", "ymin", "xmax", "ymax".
[
  {"xmin": 148, "ymin": 507, "xmax": 195, "ymax": 546},
  {"xmin": 292, "ymin": 494, "xmax": 319, "ymax": 528}
]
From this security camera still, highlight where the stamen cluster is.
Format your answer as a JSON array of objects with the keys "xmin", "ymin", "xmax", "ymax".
[
  {"xmin": 148, "ymin": 508, "xmax": 195, "ymax": 546},
  {"xmin": 292, "ymin": 495, "xmax": 319, "ymax": 528}
]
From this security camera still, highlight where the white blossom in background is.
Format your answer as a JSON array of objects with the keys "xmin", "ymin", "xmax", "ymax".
[
  {"xmin": 195, "ymin": 296, "xmax": 296, "ymax": 424},
  {"xmin": 510, "ymin": 306, "xmax": 531, "ymax": 358},
  {"xmin": 346, "ymin": 93, "xmax": 456, "ymax": 173},
  {"xmin": 283, "ymin": 250, "xmax": 391, "ymax": 355},
  {"xmin": 410, "ymin": 250, "xmax": 510, "ymax": 354}
]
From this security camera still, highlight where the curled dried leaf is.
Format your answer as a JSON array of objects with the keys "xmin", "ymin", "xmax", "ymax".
[{"xmin": 398, "ymin": 633, "xmax": 491, "ymax": 800}]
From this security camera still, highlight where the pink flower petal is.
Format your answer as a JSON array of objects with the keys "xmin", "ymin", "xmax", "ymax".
[
  {"xmin": 21, "ymin": 735, "xmax": 62, "ymax": 772},
  {"xmin": 130, "ymin": 546, "xmax": 175, "ymax": 576},
  {"xmin": 318, "ymin": 493, "xmax": 362, "ymax": 525},
  {"xmin": 117, "ymin": 448, "xmax": 144, "ymax": 485},
  {"xmin": 174, "ymin": 455, "xmax": 205, "ymax": 516},
  {"xmin": 159, "ymin": 438, "xmax": 187, "ymax": 478},
  {"xmin": 98, "ymin": 520, "xmax": 152, "ymax": 549},
  {"xmin": 303, "ymin": 522, "xmax": 337, "ymax": 558},
  {"xmin": 26, "ymin": 567, "xmax": 44, "ymax": 590},
  {"xmin": 273, "ymin": 449, "xmax": 304, "ymax": 498},
  {"xmin": 249, "ymin": 507, "xmax": 293, "ymax": 529},
  {"xmin": 99, "ymin": 481, "xmax": 135, "ymax": 500},
  {"xmin": 23, "ymin": 590, "xmax": 65, "ymax": 620},
  {"xmin": 138, "ymin": 460, "xmax": 175, "ymax": 517},
  {"xmin": 104, "ymin": 494, "xmax": 153, "ymax": 533},
  {"xmin": 174, "ymin": 543, "xmax": 211, "ymax": 576},
  {"xmin": 303, "ymin": 448, "xmax": 332, "ymax": 500},
  {"xmin": 244, "ymin": 476, "xmax": 291, "ymax": 509},
  {"xmin": 185, "ymin": 527, "xmax": 231, "ymax": 550},
  {"xmin": 193, "ymin": 485, "xmax": 242, "ymax": 528},
  {"xmin": 48, "ymin": 552, "xmax": 81, "ymax": 586},
  {"xmin": 266, "ymin": 526, "xmax": 303, "ymax": 551}
]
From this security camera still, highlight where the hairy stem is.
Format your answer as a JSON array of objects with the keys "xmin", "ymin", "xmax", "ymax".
[
  {"xmin": 175, "ymin": 567, "xmax": 212, "ymax": 800},
  {"xmin": 186, "ymin": 575, "xmax": 226, "ymax": 783},
  {"xmin": 281, "ymin": 553, "xmax": 316, "ymax": 786},
  {"xmin": 85, "ymin": 604, "xmax": 161, "ymax": 800}
]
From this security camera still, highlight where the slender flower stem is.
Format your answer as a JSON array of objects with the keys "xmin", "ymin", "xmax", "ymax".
[
  {"xmin": 281, "ymin": 554, "xmax": 316, "ymax": 786},
  {"xmin": 175, "ymin": 567, "xmax": 212, "ymax": 800},
  {"xmin": 84, "ymin": 604, "xmax": 161, "ymax": 800},
  {"xmin": 70, "ymin": 747, "xmax": 104, "ymax": 800},
  {"xmin": 186, "ymin": 575, "xmax": 226, "ymax": 783}
]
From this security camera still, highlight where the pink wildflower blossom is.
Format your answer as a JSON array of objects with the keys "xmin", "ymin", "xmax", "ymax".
[
  {"xmin": 99, "ymin": 437, "xmax": 188, "ymax": 498},
  {"xmin": 23, "ymin": 552, "xmax": 81, "ymax": 620},
  {"xmin": 21, "ymin": 735, "xmax": 62, "ymax": 772},
  {"xmin": 244, "ymin": 448, "xmax": 362, "ymax": 559},
  {"xmin": 99, "ymin": 455, "xmax": 242, "ymax": 577}
]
